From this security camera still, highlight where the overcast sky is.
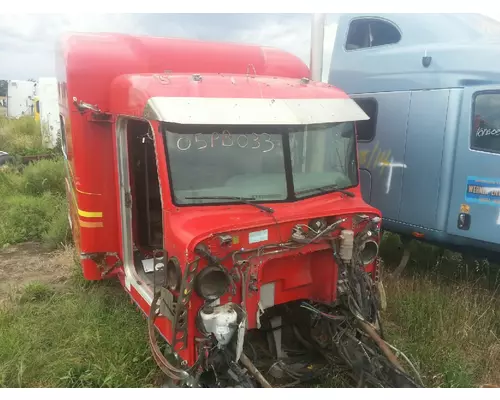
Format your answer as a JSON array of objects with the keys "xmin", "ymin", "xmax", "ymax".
[
  {"xmin": 1, "ymin": 12, "xmax": 499, "ymax": 83},
  {"xmin": 0, "ymin": 13, "xmax": 340, "ymax": 82}
]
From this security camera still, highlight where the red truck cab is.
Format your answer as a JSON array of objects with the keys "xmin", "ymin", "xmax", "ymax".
[{"xmin": 57, "ymin": 32, "xmax": 417, "ymax": 388}]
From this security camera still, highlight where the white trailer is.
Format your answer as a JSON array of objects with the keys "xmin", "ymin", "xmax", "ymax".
[
  {"xmin": 36, "ymin": 77, "xmax": 61, "ymax": 148},
  {"xmin": 7, "ymin": 80, "xmax": 36, "ymax": 118}
]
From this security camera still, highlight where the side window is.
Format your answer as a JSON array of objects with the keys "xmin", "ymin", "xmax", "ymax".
[
  {"xmin": 471, "ymin": 92, "xmax": 500, "ymax": 154},
  {"xmin": 60, "ymin": 114, "xmax": 68, "ymax": 158},
  {"xmin": 353, "ymin": 98, "xmax": 378, "ymax": 142},
  {"xmin": 346, "ymin": 18, "xmax": 401, "ymax": 50}
]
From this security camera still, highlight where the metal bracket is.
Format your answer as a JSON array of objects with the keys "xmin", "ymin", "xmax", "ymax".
[
  {"xmin": 393, "ymin": 238, "xmax": 412, "ymax": 278},
  {"xmin": 73, "ymin": 96, "xmax": 101, "ymax": 114},
  {"xmin": 88, "ymin": 112, "xmax": 114, "ymax": 123},
  {"xmin": 171, "ymin": 259, "xmax": 199, "ymax": 352},
  {"xmin": 80, "ymin": 251, "xmax": 122, "ymax": 277},
  {"xmin": 159, "ymin": 287, "xmax": 177, "ymax": 321}
]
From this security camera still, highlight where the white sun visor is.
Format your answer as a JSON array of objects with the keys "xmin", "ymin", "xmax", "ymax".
[{"xmin": 143, "ymin": 97, "xmax": 369, "ymax": 125}]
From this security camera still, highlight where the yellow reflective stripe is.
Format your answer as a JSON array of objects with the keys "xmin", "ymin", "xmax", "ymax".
[
  {"xmin": 79, "ymin": 220, "xmax": 104, "ymax": 228},
  {"xmin": 65, "ymin": 167, "xmax": 103, "ymax": 219},
  {"xmin": 78, "ymin": 209, "xmax": 103, "ymax": 218}
]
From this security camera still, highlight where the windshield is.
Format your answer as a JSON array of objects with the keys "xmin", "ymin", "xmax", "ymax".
[{"xmin": 163, "ymin": 122, "xmax": 358, "ymax": 205}]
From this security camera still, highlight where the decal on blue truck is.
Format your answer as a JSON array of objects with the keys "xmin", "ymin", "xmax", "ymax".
[{"xmin": 465, "ymin": 176, "xmax": 500, "ymax": 206}]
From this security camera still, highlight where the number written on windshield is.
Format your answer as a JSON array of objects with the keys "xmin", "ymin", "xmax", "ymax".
[{"xmin": 173, "ymin": 130, "xmax": 278, "ymax": 153}]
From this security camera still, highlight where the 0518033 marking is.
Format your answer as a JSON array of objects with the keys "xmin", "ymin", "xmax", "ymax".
[{"xmin": 174, "ymin": 130, "xmax": 278, "ymax": 153}]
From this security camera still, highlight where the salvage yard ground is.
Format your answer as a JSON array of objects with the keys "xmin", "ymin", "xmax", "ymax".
[
  {"xmin": 0, "ymin": 241, "xmax": 499, "ymax": 388},
  {"xmin": 0, "ymin": 244, "xmax": 161, "ymax": 388},
  {"xmin": 0, "ymin": 116, "xmax": 499, "ymax": 388}
]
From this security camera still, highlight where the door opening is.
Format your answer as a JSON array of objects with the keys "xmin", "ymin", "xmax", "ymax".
[{"xmin": 126, "ymin": 119, "xmax": 165, "ymax": 286}]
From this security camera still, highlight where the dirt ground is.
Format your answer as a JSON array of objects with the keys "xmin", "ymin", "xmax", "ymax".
[{"xmin": 0, "ymin": 242, "xmax": 75, "ymax": 304}]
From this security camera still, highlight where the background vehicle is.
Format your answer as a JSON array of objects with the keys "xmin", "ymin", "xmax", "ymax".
[
  {"xmin": 329, "ymin": 13, "xmax": 500, "ymax": 269},
  {"xmin": 36, "ymin": 77, "xmax": 61, "ymax": 148},
  {"xmin": 6, "ymin": 79, "xmax": 36, "ymax": 118},
  {"xmin": 0, "ymin": 151, "xmax": 11, "ymax": 166}
]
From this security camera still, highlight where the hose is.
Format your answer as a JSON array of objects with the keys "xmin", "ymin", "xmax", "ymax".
[
  {"xmin": 147, "ymin": 291, "xmax": 190, "ymax": 381},
  {"xmin": 357, "ymin": 319, "xmax": 405, "ymax": 373},
  {"xmin": 382, "ymin": 340, "xmax": 425, "ymax": 387},
  {"xmin": 240, "ymin": 352, "xmax": 273, "ymax": 388},
  {"xmin": 344, "ymin": 254, "xmax": 421, "ymax": 384}
]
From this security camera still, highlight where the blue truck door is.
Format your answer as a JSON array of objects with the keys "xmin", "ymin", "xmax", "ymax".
[
  {"xmin": 446, "ymin": 87, "xmax": 500, "ymax": 244},
  {"xmin": 351, "ymin": 92, "xmax": 411, "ymax": 222},
  {"xmin": 398, "ymin": 89, "xmax": 451, "ymax": 231}
]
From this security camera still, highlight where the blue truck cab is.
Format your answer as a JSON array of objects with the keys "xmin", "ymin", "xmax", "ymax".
[{"xmin": 328, "ymin": 13, "xmax": 500, "ymax": 261}]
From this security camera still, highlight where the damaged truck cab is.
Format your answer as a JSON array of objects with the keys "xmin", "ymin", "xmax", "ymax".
[{"xmin": 57, "ymin": 32, "xmax": 420, "ymax": 388}]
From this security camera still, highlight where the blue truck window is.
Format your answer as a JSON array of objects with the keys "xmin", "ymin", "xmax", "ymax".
[
  {"xmin": 346, "ymin": 18, "xmax": 401, "ymax": 51},
  {"xmin": 471, "ymin": 92, "xmax": 500, "ymax": 154},
  {"xmin": 353, "ymin": 98, "xmax": 378, "ymax": 142}
]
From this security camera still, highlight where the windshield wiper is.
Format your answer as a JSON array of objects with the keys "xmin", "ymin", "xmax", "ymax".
[
  {"xmin": 295, "ymin": 185, "xmax": 355, "ymax": 198},
  {"xmin": 184, "ymin": 196, "xmax": 275, "ymax": 214}
]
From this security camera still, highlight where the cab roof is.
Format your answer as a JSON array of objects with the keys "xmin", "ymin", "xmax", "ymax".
[
  {"xmin": 57, "ymin": 32, "xmax": 310, "ymax": 113},
  {"xmin": 59, "ymin": 33, "xmax": 367, "ymax": 124},
  {"xmin": 110, "ymin": 73, "xmax": 348, "ymax": 110},
  {"xmin": 109, "ymin": 73, "xmax": 367, "ymax": 124}
]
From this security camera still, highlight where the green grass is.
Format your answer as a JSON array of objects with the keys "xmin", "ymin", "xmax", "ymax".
[
  {"xmin": 379, "ymin": 234, "xmax": 500, "ymax": 388},
  {"xmin": 0, "ymin": 115, "xmax": 68, "ymax": 249},
  {"xmin": 0, "ymin": 157, "xmax": 69, "ymax": 249},
  {"xmin": 0, "ymin": 116, "xmax": 61, "ymax": 156},
  {"xmin": 0, "ymin": 116, "xmax": 43, "ymax": 156},
  {"xmin": 382, "ymin": 275, "xmax": 500, "ymax": 387},
  {"xmin": 0, "ymin": 268, "xmax": 160, "ymax": 388}
]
